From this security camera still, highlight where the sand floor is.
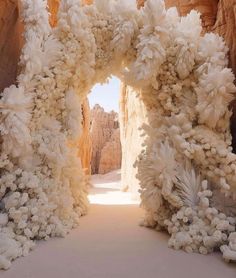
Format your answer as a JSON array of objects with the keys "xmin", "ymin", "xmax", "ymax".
[{"xmin": 1, "ymin": 170, "xmax": 236, "ymax": 278}]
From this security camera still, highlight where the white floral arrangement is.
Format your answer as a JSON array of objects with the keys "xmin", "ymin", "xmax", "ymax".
[{"xmin": 0, "ymin": 0, "xmax": 235, "ymax": 270}]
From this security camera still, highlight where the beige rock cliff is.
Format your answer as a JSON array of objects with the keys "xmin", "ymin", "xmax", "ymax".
[
  {"xmin": 78, "ymin": 98, "xmax": 92, "ymax": 175},
  {"xmin": 48, "ymin": 0, "xmax": 60, "ymax": 27},
  {"xmin": 90, "ymin": 104, "xmax": 121, "ymax": 174},
  {"xmin": 0, "ymin": 0, "xmax": 23, "ymax": 92},
  {"xmin": 99, "ymin": 128, "xmax": 121, "ymax": 174},
  {"xmin": 119, "ymin": 84, "xmax": 148, "ymax": 194}
]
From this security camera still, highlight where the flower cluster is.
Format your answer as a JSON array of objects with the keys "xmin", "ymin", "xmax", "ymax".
[
  {"xmin": 134, "ymin": 0, "xmax": 236, "ymax": 264},
  {"xmin": 0, "ymin": 0, "xmax": 236, "ymax": 269}
]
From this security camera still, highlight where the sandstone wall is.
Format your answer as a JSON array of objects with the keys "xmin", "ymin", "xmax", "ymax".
[
  {"xmin": 48, "ymin": 0, "xmax": 60, "ymax": 27},
  {"xmin": 90, "ymin": 104, "xmax": 121, "ymax": 174},
  {"xmin": 98, "ymin": 128, "xmax": 121, "ymax": 174},
  {"xmin": 78, "ymin": 98, "xmax": 92, "ymax": 175},
  {"xmin": 0, "ymin": 0, "xmax": 23, "ymax": 93},
  {"xmin": 119, "ymin": 84, "xmax": 148, "ymax": 194}
]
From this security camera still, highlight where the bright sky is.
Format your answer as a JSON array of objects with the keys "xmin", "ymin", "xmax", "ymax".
[{"xmin": 88, "ymin": 76, "xmax": 121, "ymax": 112}]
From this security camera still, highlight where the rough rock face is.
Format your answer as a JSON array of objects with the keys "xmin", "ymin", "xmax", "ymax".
[
  {"xmin": 214, "ymin": 0, "xmax": 236, "ymax": 75},
  {"xmin": 119, "ymin": 85, "xmax": 148, "ymax": 194},
  {"xmin": 90, "ymin": 104, "xmax": 121, "ymax": 174},
  {"xmin": 213, "ymin": 1, "xmax": 236, "ymax": 147},
  {"xmin": 99, "ymin": 129, "xmax": 121, "ymax": 174},
  {"xmin": 48, "ymin": 0, "xmax": 60, "ymax": 27},
  {"xmin": 0, "ymin": 0, "xmax": 23, "ymax": 92},
  {"xmin": 78, "ymin": 98, "xmax": 92, "ymax": 175}
]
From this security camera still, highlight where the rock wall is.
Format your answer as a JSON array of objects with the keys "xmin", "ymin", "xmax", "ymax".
[
  {"xmin": 0, "ymin": 0, "xmax": 92, "ymax": 174},
  {"xmin": 98, "ymin": 129, "xmax": 121, "ymax": 174},
  {"xmin": 0, "ymin": 0, "xmax": 23, "ymax": 92},
  {"xmin": 213, "ymin": 1, "xmax": 236, "ymax": 148},
  {"xmin": 119, "ymin": 84, "xmax": 148, "ymax": 194},
  {"xmin": 48, "ymin": 0, "xmax": 60, "ymax": 27},
  {"xmin": 90, "ymin": 104, "xmax": 121, "ymax": 174},
  {"xmin": 78, "ymin": 98, "xmax": 92, "ymax": 175}
]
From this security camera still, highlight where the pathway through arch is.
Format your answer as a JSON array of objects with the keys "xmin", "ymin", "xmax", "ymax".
[{"xmin": 1, "ymin": 170, "xmax": 236, "ymax": 278}]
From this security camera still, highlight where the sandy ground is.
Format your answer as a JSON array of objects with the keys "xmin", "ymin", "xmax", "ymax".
[{"xmin": 1, "ymin": 170, "xmax": 236, "ymax": 278}]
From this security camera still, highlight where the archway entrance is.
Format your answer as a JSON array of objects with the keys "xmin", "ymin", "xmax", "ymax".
[
  {"xmin": 0, "ymin": 0, "xmax": 236, "ymax": 270},
  {"xmin": 88, "ymin": 76, "xmax": 138, "ymax": 205}
]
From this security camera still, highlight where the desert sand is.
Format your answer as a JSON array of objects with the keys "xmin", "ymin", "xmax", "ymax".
[{"xmin": 1, "ymin": 170, "xmax": 235, "ymax": 278}]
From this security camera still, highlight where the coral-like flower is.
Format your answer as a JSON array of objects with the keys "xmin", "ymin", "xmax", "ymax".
[{"xmin": 1, "ymin": 0, "xmax": 236, "ymax": 270}]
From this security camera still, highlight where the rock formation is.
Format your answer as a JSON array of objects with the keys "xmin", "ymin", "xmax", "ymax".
[
  {"xmin": 119, "ymin": 84, "xmax": 148, "ymax": 194},
  {"xmin": 48, "ymin": 0, "xmax": 60, "ymax": 27},
  {"xmin": 90, "ymin": 104, "xmax": 121, "ymax": 174},
  {"xmin": 0, "ymin": 0, "xmax": 23, "ymax": 92},
  {"xmin": 99, "ymin": 129, "xmax": 121, "ymax": 174},
  {"xmin": 78, "ymin": 98, "xmax": 92, "ymax": 175}
]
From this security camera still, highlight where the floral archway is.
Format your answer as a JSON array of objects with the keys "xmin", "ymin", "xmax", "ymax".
[{"xmin": 0, "ymin": 0, "xmax": 236, "ymax": 269}]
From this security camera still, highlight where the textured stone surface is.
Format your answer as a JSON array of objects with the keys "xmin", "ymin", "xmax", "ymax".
[
  {"xmin": 78, "ymin": 98, "xmax": 92, "ymax": 175},
  {"xmin": 212, "ymin": 0, "xmax": 236, "ymax": 148},
  {"xmin": 82, "ymin": 0, "xmax": 93, "ymax": 5},
  {"xmin": 0, "ymin": 0, "xmax": 23, "ymax": 92},
  {"xmin": 119, "ymin": 84, "xmax": 147, "ymax": 194},
  {"xmin": 90, "ymin": 104, "xmax": 121, "ymax": 174},
  {"xmin": 213, "ymin": 0, "xmax": 236, "ymax": 75},
  {"xmin": 48, "ymin": 0, "xmax": 60, "ymax": 27},
  {"xmin": 99, "ymin": 129, "xmax": 121, "ymax": 174},
  {"xmin": 137, "ymin": 0, "xmax": 145, "ymax": 8}
]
